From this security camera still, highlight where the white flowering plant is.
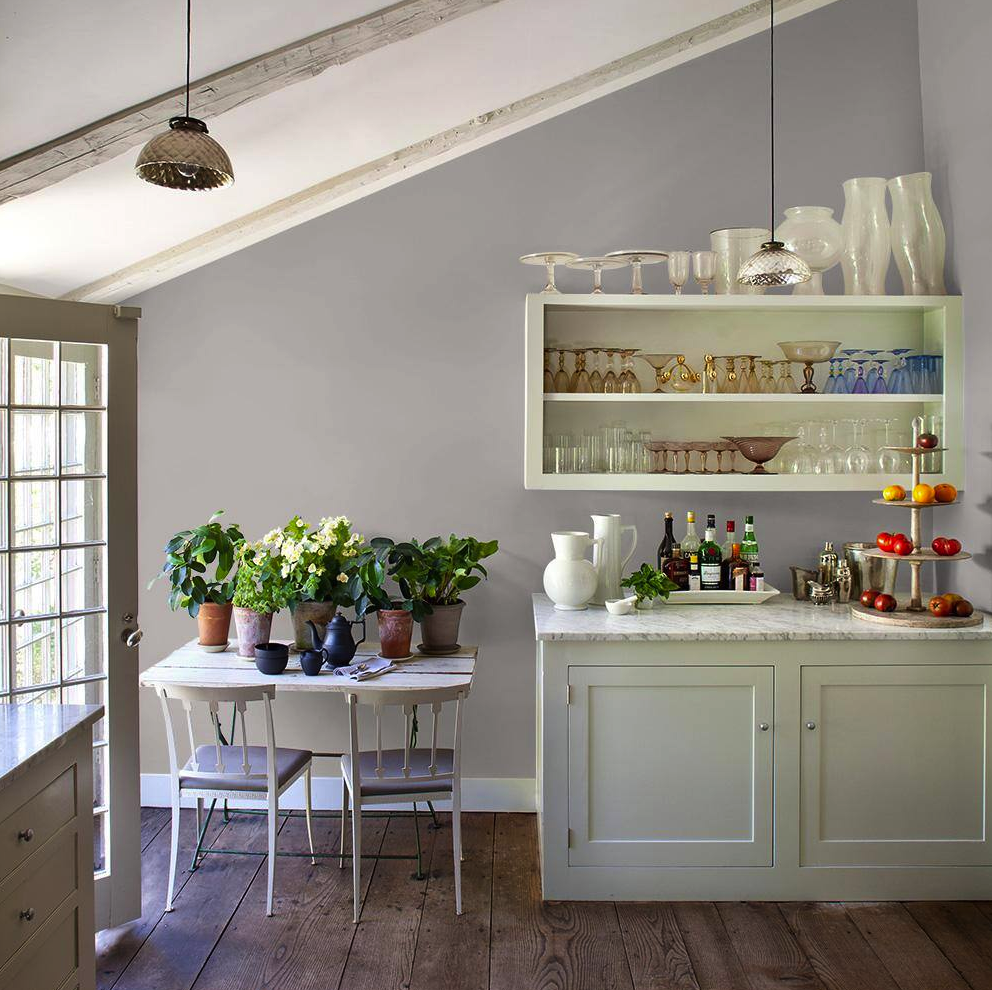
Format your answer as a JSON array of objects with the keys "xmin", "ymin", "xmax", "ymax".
[{"xmin": 255, "ymin": 515, "xmax": 365, "ymax": 610}]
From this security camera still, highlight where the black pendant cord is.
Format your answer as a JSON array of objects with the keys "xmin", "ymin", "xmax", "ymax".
[
  {"xmin": 769, "ymin": 0, "xmax": 775, "ymax": 238},
  {"xmin": 185, "ymin": 0, "xmax": 192, "ymax": 118}
]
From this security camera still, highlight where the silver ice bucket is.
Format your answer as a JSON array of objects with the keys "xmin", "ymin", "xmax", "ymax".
[{"xmin": 844, "ymin": 542, "xmax": 897, "ymax": 598}]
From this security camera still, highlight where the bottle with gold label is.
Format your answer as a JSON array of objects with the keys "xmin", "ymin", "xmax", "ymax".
[{"xmin": 663, "ymin": 545, "xmax": 689, "ymax": 590}]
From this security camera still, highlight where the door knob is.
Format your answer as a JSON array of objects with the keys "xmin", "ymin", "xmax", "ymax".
[
  {"xmin": 123, "ymin": 627, "xmax": 143, "ymax": 648},
  {"xmin": 806, "ymin": 721, "xmax": 816, "ymax": 730},
  {"xmin": 758, "ymin": 722, "xmax": 770, "ymax": 732}
]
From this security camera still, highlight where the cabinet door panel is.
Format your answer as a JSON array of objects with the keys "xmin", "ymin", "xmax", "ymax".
[
  {"xmin": 568, "ymin": 665, "xmax": 773, "ymax": 867},
  {"xmin": 801, "ymin": 664, "xmax": 991, "ymax": 866}
]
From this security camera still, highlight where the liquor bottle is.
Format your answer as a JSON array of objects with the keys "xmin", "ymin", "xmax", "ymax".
[
  {"xmin": 741, "ymin": 515, "xmax": 760, "ymax": 564},
  {"xmin": 721, "ymin": 519, "xmax": 737, "ymax": 560},
  {"xmin": 748, "ymin": 562, "xmax": 765, "ymax": 592},
  {"xmin": 688, "ymin": 553, "xmax": 701, "ymax": 591},
  {"xmin": 681, "ymin": 511, "xmax": 701, "ymax": 557},
  {"xmin": 721, "ymin": 543, "xmax": 750, "ymax": 590},
  {"xmin": 657, "ymin": 512, "xmax": 676, "ymax": 569},
  {"xmin": 699, "ymin": 515, "xmax": 722, "ymax": 590},
  {"xmin": 663, "ymin": 545, "xmax": 689, "ymax": 590}
]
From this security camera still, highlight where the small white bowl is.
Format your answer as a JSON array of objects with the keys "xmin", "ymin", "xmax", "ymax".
[{"xmin": 605, "ymin": 597, "xmax": 637, "ymax": 616}]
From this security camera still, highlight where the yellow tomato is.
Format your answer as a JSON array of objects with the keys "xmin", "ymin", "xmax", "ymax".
[
  {"xmin": 882, "ymin": 484, "xmax": 906, "ymax": 502},
  {"xmin": 933, "ymin": 483, "xmax": 957, "ymax": 503},
  {"xmin": 912, "ymin": 483, "xmax": 936, "ymax": 504}
]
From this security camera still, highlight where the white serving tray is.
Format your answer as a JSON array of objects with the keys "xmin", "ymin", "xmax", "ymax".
[{"xmin": 663, "ymin": 585, "xmax": 780, "ymax": 605}]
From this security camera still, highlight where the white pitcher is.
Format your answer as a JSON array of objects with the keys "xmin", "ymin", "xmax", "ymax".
[
  {"xmin": 543, "ymin": 532, "xmax": 603, "ymax": 611},
  {"xmin": 590, "ymin": 514, "xmax": 638, "ymax": 605}
]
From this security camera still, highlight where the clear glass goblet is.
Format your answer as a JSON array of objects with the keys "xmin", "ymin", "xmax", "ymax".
[
  {"xmin": 543, "ymin": 349, "xmax": 555, "ymax": 393},
  {"xmin": 667, "ymin": 252, "xmax": 690, "ymax": 295},
  {"xmin": 692, "ymin": 251, "xmax": 717, "ymax": 294},
  {"xmin": 844, "ymin": 418, "xmax": 873, "ymax": 473},
  {"xmin": 619, "ymin": 349, "xmax": 641, "ymax": 393},
  {"xmin": 589, "ymin": 348, "xmax": 604, "ymax": 393},
  {"xmin": 603, "ymin": 350, "xmax": 620, "ymax": 394},
  {"xmin": 569, "ymin": 349, "xmax": 593, "ymax": 393},
  {"xmin": 553, "ymin": 348, "xmax": 570, "ymax": 393},
  {"xmin": 720, "ymin": 356, "xmax": 740, "ymax": 394},
  {"xmin": 776, "ymin": 361, "xmax": 798, "ymax": 393},
  {"xmin": 759, "ymin": 360, "xmax": 777, "ymax": 393}
]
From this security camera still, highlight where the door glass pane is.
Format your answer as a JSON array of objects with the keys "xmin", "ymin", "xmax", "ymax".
[
  {"xmin": 11, "ymin": 410, "xmax": 56, "ymax": 477},
  {"xmin": 61, "ymin": 343, "xmax": 105, "ymax": 407},
  {"xmin": 63, "ymin": 679, "xmax": 106, "ymax": 741},
  {"xmin": 62, "ymin": 613, "xmax": 107, "ymax": 680},
  {"xmin": 0, "ymin": 629, "xmax": 6, "ymax": 694},
  {"xmin": 13, "ymin": 550, "xmax": 57, "ymax": 617},
  {"xmin": 14, "ymin": 619, "xmax": 58, "ymax": 688},
  {"xmin": 92, "ymin": 744, "xmax": 107, "ymax": 808},
  {"xmin": 94, "ymin": 811, "xmax": 107, "ymax": 873},
  {"xmin": 61, "ymin": 410, "xmax": 105, "ymax": 475},
  {"xmin": 62, "ymin": 546, "xmax": 104, "ymax": 612},
  {"xmin": 13, "ymin": 686, "xmax": 60, "ymax": 705},
  {"xmin": 11, "ymin": 339, "xmax": 57, "ymax": 406},
  {"xmin": 61, "ymin": 479, "xmax": 105, "ymax": 544},
  {"xmin": 0, "ymin": 409, "xmax": 6, "ymax": 477},
  {"xmin": 12, "ymin": 480, "xmax": 56, "ymax": 546}
]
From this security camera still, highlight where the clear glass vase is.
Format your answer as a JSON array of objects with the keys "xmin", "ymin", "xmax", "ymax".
[
  {"xmin": 840, "ymin": 177, "xmax": 890, "ymax": 295},
  {"xmin": 775, "ymin": 206, "xmax": 844, "ymax": 295},
  {"xmin": 888, "ymin": 172, "xmax": 946, "ymax": 295},
  {"xmin": 710, "ymin": 227, "xmax": 769, "ymax": 294}
]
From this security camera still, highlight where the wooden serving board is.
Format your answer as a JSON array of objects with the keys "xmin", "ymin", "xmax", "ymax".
[
  {"xmin": 861, "ymin": 547, "xmax": 971, "ymax": 563},
  {"xmin": 871, "ymin": 498, "xmax": 959, "ymax": 508},
  {"xmin": 850, "ymin": 603, "xmax": 983, "ymax": 628}
]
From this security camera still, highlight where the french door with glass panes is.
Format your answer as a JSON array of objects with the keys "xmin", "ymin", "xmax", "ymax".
[{"xmin": 0, "ymin": 294, "xmax": 139, "ymax": 929}]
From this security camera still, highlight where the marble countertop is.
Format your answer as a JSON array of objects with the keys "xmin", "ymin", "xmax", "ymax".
[
  {"xmin": 0, "ymin": 704, "xmax": 104, "ymax": 790},
  {"xmin": 533, "ymin": 593, "xmax": 992, "ymax": 642}
]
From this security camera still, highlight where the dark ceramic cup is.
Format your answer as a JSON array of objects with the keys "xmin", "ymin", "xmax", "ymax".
[
  {"xmin": 300, "ymin": 649, "xmax": 326, "ymax": 676},
  {"xmin": 254, "ymin": 642, "xmax": 289, "ymax": 675}
]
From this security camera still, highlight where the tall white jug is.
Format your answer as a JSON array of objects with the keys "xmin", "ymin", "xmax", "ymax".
[{"xmin": 590, "ymin": 514, "xmax": 638, "ymax": 605}]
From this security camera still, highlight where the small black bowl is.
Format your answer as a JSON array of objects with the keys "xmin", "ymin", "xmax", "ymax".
[
  {"xmin": 299, "ymin": 649, "xmax": 326, "ymax": 676},
  {"xmin": 254, "ymin": 642, "xmax": 289, "ymax": 675}
]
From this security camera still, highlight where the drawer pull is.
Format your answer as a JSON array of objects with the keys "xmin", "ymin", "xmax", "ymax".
[
  {"xmin": 806, "ymin": 721, "xmax": 817, "ymax": 731},
  {"xmin": 19, "ymin": 908, "xmax": 35, "ymax": 922},
  {"xmin": 17, "ymin": 828, "xmax": 34, "ymax": 843},
  {"xmin": 758, "ymin": 722, "xmax": 770, "ymax": 731}
]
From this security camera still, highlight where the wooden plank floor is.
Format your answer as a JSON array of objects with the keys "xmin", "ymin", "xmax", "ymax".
[{"xmin": 97, "ymin": 809, "xmax": 992, "ymax": 990}]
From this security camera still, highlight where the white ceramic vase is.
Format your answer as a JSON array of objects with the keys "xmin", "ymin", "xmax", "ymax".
[
  {"xmin": 888, "ymin": 171, "xmax": 946, "ymax": 295},
  {"xmin": 840, "ymin": 177, "xmax": 890, "ymax": 295},
  {"xmin": 543, "ymin": 531, "xmax": 602, "ymax": 611},
  {"xmin": 590, "ymin": 513, "xmax": 637, "ymax": 605},
  {"xmin": 775, "ymin": 206, "xmax": 843, "ymax": 295}
]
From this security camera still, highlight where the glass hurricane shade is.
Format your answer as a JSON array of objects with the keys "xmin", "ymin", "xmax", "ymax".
[
  {"xmin": 737, "ymin": 241, "xmax": 812, "ymax": 287},
  {"xmin": 135, "ymin": 116, "xmax": 234, "ymax": 190}
]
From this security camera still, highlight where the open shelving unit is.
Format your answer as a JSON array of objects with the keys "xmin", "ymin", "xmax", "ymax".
[{"xmin": 524, "ymin": 293, "xmax": 963, "ymax": 492}]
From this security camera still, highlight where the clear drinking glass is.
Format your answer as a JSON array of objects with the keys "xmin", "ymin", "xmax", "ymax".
[
  {"xmin": 844, "ymin": 418, "xmax": 873, "ymax": 473},
  {"xmin": 692, "ymin": 251, "xmax": 717, "ymax": 294},
  {"xmin": 667, "ymin": 252, "xmax": 690, "ymax": 295}
]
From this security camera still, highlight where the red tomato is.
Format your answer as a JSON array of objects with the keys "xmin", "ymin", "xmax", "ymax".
[
  {"xmin": 932, "ymin": 537, "xmax": 949, "ymax": 556},
  {"xmin": 893, "ymin": 537, "xmax": 914, "ymax": 556},
  {"xmin": 874, "ymin": 593, "xmax": 897, "ymax": 612},
  {"xmin": 876, "ymin": 532, "xmax": 895, "ymax": 552},
  {"xmin": 860, "ymin": 589, "xmax": 879, "ymax": 608},
  {"xmin": 946, "ymin": 538, "xmax": 962, "ymax": 555},
  {"xmin": 929, "ymin": 595, "xmax": 952, "ymax": 617}
]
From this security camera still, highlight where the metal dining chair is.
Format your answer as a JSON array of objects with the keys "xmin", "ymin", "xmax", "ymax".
[
  {"xmin": 339, "ymin": 683, "xmax": 468, "ymax": 922},
  {"xmin": 155, "ymin": 682, "xmax": 315, "ymax": 917}
]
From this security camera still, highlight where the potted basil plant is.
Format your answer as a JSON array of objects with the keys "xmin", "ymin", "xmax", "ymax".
[
  {"xmin": 148, "ymin": 511, "xmax": 244, "ymax": 648},
  {"xmin": 380, "ymin": 535, "xmax": 499, "ymax": 654}
]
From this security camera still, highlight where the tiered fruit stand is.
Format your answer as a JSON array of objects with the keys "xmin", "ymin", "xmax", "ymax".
[{"xmin": 851, "ymin": 416, "xmax": 979, "ymax": 627}]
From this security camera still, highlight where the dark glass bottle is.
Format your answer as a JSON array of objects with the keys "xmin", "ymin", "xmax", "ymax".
[
  {"xmin": 721, "ymin": 543, "xmax": 750, "ymax": 591},
  {"xmin": 663, "ymin": 545, "xmax": 689, "ymax": 590},
  {"xmin": 657, "ymin": 511, "xmax": 675, "ymax": 570}
]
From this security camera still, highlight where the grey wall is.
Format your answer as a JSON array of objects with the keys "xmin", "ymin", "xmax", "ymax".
[
  {"xmin": 131, "ymin": 0, "xmax": 926, "ymax": 784},
  {"xmin": 918, "ymin": 0, "xmax": 992, "ymax": 609}
]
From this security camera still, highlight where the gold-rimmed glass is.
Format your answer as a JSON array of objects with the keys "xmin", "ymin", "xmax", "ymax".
[
  {"xmin": 741, "ymin": 355, "xmax": 761, "ymax": 393},
  {"xmin": 759, "ymin": 360, "xmax": 777, "ymax": 393},
  {"xmin": 776, "ymin": 360, "xmax": 798, "ymax": 393},
  {"xmin": 619, "ymin": 349, "xmax": 641, "ymax": 394},
  {"xmin": 553, "ymin": 348, "xmax": 570, "ymax": 393},
  {"xmin": 638, "ymin": 353, "xmax": 677, "ymax": 393},
  {"xmin": 719, "ymin": 356, "xmax": 739, "ymax": 394},
  {"xmin": 569, "ymin": 349, "xmax": 593, "ymax": 393}
]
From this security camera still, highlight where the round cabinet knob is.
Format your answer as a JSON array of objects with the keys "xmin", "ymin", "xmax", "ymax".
[
  {"xmin": 758, "ymin": 722, "xmax": 770, "ymax": 732},
  {"xmin": 19, "ymin": 908, "xmax": 35, "ymax": 922},
  {"xmin": 17, "ymin": 828, "xmax": 33, "ymax": 843},
  {"xmin": 806, "ymin": 721, "xmax": 817, "ymax": 730}
]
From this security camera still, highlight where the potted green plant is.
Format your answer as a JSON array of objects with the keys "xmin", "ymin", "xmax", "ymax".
[
  {"xmin": 382, "ymin": 534, "xmax": 499, "ymax": 654},
  {"xmin": 232, "ymin": 537, "xmax": 291, "ymax": 658},
  {"xmin": 148, "ymin": 511, "xmax": 244, "ymax": 648},
  {"xmin": 258, "ymin": 515, "xmax": 365, "ymax": 650},
  {"xmin": 621, "ymin": 563, "xmax": 678, "ymax": 609},
  {"xmin": 346, "ymin": 541, "xmax": 431, "ymax": 660}
]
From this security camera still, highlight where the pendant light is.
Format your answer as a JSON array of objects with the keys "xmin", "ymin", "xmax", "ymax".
[
  {"xmin": 135, "ymin": 0, "xmax": 234, "ymax": 191},
  {"xmin": 737, "ymin": 0, "xmax": 810, "ymax": 287}
]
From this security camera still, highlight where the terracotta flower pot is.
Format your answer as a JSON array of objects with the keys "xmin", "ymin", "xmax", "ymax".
[
  {"xmin": 377, "ymin": 609, "xmax": 413, "ymax": 660},
  {"xmin": 418, "ymin": 600, "xmax": 464, "ymax": 655},
  {"xmin": 197, "ymin": 602, "xmax": 233, "ymax": 647},
  {"xmin": 234, "ymin": 607, "xmax": 274, "ymax": 658},
  {"xmin": 290, "ymin": 600, "xmax": 337, "ymax": 651}
]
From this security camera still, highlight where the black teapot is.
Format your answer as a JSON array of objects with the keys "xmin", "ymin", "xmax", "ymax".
[{"xmin": 307, "ymin": 615, "xmax": 366, "ymax": 668}]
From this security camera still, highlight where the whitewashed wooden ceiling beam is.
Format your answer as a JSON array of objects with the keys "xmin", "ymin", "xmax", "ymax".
[{"xmin": 0, "ymin": 0, "xmax": 505, "ymax": 205}]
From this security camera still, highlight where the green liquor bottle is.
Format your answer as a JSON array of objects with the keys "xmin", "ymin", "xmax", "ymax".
[
  {"xmin": 741, "ymin": 515, "xmax": 760, "ymax": 564},
  {"xmin": 699, "ymin": 514, "xmax": 722, "ymax": 591}
]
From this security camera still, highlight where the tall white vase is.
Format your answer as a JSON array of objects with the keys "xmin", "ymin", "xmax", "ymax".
[
  {"xmin": 590, "ymin": 514, "xmax": 637, "ymax": 605},
  {"xmin": 840, "ymin": 177, "xmax": 890, "ymax": 295},
  {"xmin": 775, "ymin": 206, "xmax": 843, "ymax": 295},
  {"xmin": 888, "ymin": 171, "xmax": 946, "ymax": 295}
]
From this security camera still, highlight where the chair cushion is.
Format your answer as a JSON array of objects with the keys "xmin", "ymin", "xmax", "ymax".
[
  {"xmin": 180, "ymin": 745, "xmax": 312, "ymax": 791},
  {"xmin": 342, "ymin": 748, "xmax": 454, "ymax": 797}
]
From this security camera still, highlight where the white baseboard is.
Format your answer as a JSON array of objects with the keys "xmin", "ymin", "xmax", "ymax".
[{"xmin": 140, "ymin": 772, "xmax": 536, "ymax": 813}]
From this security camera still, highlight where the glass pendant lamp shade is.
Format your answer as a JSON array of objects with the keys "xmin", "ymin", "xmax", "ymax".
[
  {"xmin": 135, "ymin": 116, "xmax": 233, "ymax": 191},
  {"xmin": 737, "ymin": 240, "xmax": 812, "ymax": 286}
]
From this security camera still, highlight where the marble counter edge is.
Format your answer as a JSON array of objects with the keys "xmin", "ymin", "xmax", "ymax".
[{"xmin": 0, "ymin": 704, "xmax": 104, "ymax": 790}]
